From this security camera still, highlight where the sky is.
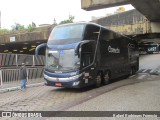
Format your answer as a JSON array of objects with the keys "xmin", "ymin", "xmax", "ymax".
[{"xmin": 0, "ymin": 0, "xmax": 134, "ymax": 29}]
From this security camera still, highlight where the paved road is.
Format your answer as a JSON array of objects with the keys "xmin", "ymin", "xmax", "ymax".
[
  {"xmin": 138, "ymin": 54, "xmax": 160, "ymax": 75},
  {"xmin": 0, "ymin": 54, "xmax": 160, "ymax": 120}
]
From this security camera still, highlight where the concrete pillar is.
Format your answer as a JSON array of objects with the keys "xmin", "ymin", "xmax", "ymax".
[
  {"xmin": 32, "ymin": 55, "xmax": 35, "ymax": 66},
  {"xmin": 0, "ymin": 69, "xmax": 3, "ymax": 86},
  {"xmin": 16, "ymin": 54, "xmax": 18, "ymax": 67},
  {"xmin": 151, "ymin": 22, "xmax": 160, "ymax": 33}
]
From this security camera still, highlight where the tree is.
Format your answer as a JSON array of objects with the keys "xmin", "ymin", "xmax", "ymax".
[
  {"xmin": 59, "ymin": 14, "xmax": 75, "ymax": 24},
  {"xmin": 27, "ymin": 24, "xmax": 34, "ymax": 31},
  {"xmin": 11, "ymin": 23, "xmax": 25, "ymax": 30}
]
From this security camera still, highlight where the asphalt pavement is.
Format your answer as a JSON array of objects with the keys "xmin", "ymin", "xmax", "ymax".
[{"xmin": 0, "ymin": 54, "xmax": 160, "ymax": 120}]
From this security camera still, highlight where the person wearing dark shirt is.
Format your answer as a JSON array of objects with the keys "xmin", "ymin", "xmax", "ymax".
[{"xmin": 20, "ymin": 63, "xmax": 28, "ymax": 90}]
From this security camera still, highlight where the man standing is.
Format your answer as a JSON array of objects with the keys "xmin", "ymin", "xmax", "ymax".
[{"xmin": 20, "ymin": 63, "xmax": 28, "ymax": 90}]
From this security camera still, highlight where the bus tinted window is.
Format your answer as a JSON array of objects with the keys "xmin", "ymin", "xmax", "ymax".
[{"xmin": 49, "ymin": 24, "xmax": 84, "ymax": 41}]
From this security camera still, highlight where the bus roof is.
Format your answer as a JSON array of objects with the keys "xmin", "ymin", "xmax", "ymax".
[
  {"xmin": 55, "ymin": 22, "xmax": 102, "ymax": 28},
  {"xmin": 54, "ymin": 22, "xmax": 132, "ymax": 40}
]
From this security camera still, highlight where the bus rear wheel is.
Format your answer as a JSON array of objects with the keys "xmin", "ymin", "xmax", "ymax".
[{"xmin": 95, "ymin": 73, "xmax": 102, "ymax": 87}]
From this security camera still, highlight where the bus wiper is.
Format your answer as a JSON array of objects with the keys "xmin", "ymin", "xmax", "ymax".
[{"xmin": 50, "ymin": 64, "xmax": 56, "ymax": 67}]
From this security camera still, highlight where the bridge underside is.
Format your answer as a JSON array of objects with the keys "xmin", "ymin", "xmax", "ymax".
[
  {"xmin": 130, "ymin": 0, "xmax": 160, "ymax": 22},
  {"xmin": 81, "ymin": 0, "xmax": 129, "ymax": 11},
  {"xmin": 81, "ymin": 0, "xmax": 160, "ymax": 22},
  {"xmin": 0, "ymin": 40, "xmax": 46, "ymax": 55},
  {"xmin": 130, "ymin": 33, "xmax": 160, "ymax": 45}
]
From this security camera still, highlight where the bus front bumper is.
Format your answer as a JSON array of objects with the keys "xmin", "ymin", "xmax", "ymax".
[{"xmin": 44, "ymin": 73, "xmax": 83, "ymax": 88}]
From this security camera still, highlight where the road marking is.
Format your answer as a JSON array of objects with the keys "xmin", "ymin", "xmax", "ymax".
[
  {"xmin": 150, "ymin": 69, "xmax": 155, "ymax": 73},
  {"xmin": 129, "ymin": 75, "xmax": 136, "ymax": 78},
  {"xmin": 142, "ymin": 69, "xmax": 148, "ymax": 73},
  {"xmin": 145, "ymin": 69, "xmax": 152, "ymax": 73}
]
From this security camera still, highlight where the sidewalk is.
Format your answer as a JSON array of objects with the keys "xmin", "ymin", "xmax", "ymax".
[{"xmin": 0, "ymin": 78, "xmax": 44, "ymax": 93}]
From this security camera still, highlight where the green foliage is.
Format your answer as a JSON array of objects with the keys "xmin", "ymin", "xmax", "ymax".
[
  {"xmin": 0, "ymin": 29, "xmax": 10, "ymax": 35},
  {"xmin": 0, "ymin": 21, "xmax": 49, "ymax": 35},
  {"xmin": 27, "ymin": 24, "xmax": 34, "ymax": 31},
  {"xmin": 59, "ymin": 15, "xmax": 75, "ymax": 24}
]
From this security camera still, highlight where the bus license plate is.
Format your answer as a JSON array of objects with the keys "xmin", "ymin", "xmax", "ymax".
[{"xmin": 55, "ymin": 83, "xmax": 62, "ymax": 86}]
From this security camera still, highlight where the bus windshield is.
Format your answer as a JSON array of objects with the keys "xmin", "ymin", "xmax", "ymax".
[
  {"xmin": 46, "ymin": 49, "xmax": 80, "ymax": 71},
  {"xmin": 48, "ymin": 24, "xmax": 84, "ymax": 45}
]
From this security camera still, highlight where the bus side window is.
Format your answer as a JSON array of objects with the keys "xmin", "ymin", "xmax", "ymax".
[{"xmin": 84, "ymin": 25, "xmax": 100, "ymax": 41}]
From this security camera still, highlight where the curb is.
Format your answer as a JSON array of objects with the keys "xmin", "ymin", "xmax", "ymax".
[{"xmin": 0, "ymin": 82, "xmax": 44, "ymax": 93}]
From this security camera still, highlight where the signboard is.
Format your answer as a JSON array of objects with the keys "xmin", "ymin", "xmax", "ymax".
[{"xmin": 10, "ymin": 36, "xmax": 16, "ymax": 42}]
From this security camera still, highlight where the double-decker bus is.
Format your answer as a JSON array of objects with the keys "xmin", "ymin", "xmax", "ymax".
[{"xmin": 36, "ymin": 22, "xmax": 139, "ymax": 88}]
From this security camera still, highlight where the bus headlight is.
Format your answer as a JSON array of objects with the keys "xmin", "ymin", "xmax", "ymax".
[{"xmin": 70, "ymin": 74, "xmax": 82, "ymax": 80}]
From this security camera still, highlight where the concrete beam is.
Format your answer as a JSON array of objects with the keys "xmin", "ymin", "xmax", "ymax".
[
  {"xmin": 81, "ymin": 0, "xmax": 130, "ymax": 10},
  {"xmin": 130, "ymin": 0, "xmax": 160, "ymax": 22}
]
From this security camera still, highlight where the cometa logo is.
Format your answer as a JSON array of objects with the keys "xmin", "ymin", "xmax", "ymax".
[{"xmin": 108, "ymin": 46, "xmax": 120, "ymax": 53}]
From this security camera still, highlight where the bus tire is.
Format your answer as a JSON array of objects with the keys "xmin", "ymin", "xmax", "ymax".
[
  {"xmin": 103, "ymin": 71, "xmax": 110, "ymax": 85},
  {"xmin": 95, "ymin": 73, "xmax": 102, "ymax": 88}
]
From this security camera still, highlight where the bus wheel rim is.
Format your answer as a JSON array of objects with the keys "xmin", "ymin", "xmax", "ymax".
[{"xmin": 96, "ymin": 75, "xmax": 101, "ymax": 87}]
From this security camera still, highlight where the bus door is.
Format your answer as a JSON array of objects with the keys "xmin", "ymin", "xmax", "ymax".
[{"xmin": 80, "ymin": 42, "xmax": 96, "ymax": 85}]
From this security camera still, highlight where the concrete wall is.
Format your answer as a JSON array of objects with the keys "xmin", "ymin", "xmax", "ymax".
[
  {"xmin": 93, "ymin": 10, "xmax": 151, "ymax": 35},
  {"xmin": 0, "ymin": 25, "xmax": 53, "ymax": 44},
  {"xmin": 0, "ymin": 31, "xmax": 49, "ymax": 44}
]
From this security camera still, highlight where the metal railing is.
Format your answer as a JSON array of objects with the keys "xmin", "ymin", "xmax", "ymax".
[
  {"xmin": 0, "ymin": 67, "xmax": 44, "ymax": 89},
  {"xmin": 0, "ymin": 53, "xmax": 45, "ymax": 67},
  {"xmin": 0, "ymin": 53, "xmax": 45, "ymax": 90}
]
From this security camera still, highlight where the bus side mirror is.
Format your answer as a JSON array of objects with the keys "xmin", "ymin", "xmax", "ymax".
[
  {"xmin": 75, "ymin": 42, "xmax": 83, "ymax": 56},
  {"xmin": 75, "ymin": 46, "xmax": 80, "ymax": 56},
  {"xmin": 75, "ymin": 48, "xmax": 81, "ymax": 58},
  {"xmin": 35, "ymin": 43, "xmax": 47, "ymax": 55}
]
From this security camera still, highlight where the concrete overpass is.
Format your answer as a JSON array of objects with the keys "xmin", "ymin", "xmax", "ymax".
[
  {"xmin": 81, "ymin": 0, "xmax": 160, "ymax": 21},
  {"xmin": 92, "ymin": 9, "xmax": 160, "ymax": 47},
  {"xmin": 81, "ymin": 0, "xmax": 160, "ymax": 33}
]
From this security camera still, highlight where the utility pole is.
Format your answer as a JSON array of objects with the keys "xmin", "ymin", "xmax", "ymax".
[{"xmin": 0, "ymin": 11, "xmax": 1, "ymax": 29}]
